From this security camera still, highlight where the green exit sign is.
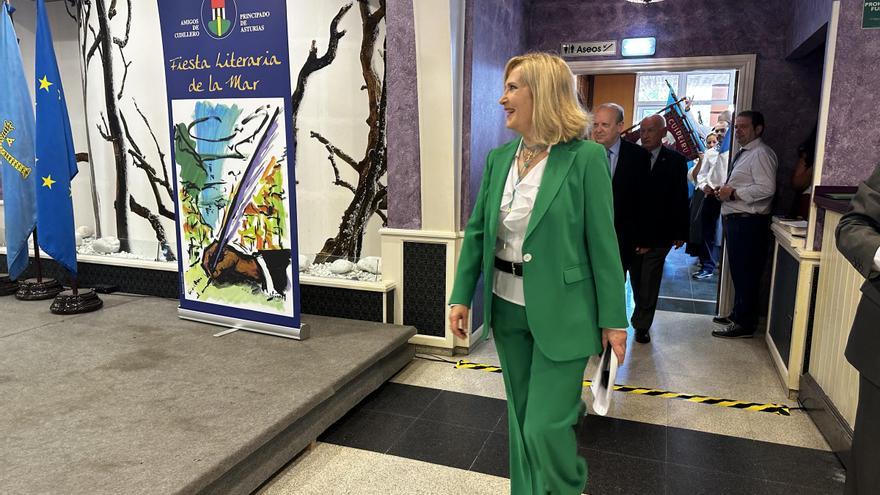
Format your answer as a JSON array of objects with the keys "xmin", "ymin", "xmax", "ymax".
[{"xmin": 865, "ymin": 0, "xmax": 880, "ymax": 29}]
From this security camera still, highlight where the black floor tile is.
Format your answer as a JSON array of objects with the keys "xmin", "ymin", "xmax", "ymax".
[
  {"xmin": 319, "ymin": 409, "xmax": 416, "ymax": 453},
  {"xmin": 581, "ymin": 448, "xmax": 665, "ymax": 495},
  {"xmin": 667, "ymin": 427, "xmax": 846, "ymax": 492},
  {"xmin": 657, "ymin": 297, "xmax": 695, "ymax": 313},
  {"xmin": 494, "ymin": 409, "xmax": 509, "ymax": 435},
  {"xmin": 693, "ymin": 300, "xmax": 717, "ymax": 316},
  {"xmin": 469, "ymin": 432, "xmax": 509, "ymax": 478},
  {"xmin": 358, "ymin": 382, "xmax": 441, "ymax": 417},
  {"xmin": 578, "ymin": 415, "xmax": 667, "ymax": 462},
  {"xmin": 387, "ymin": 418, "xmax": 491, "ymax": 470},
  {"xmin": 664, "ymin": 463, "xmax": 840, "ymax": 495},
  {"xmin": 659, "ymin": 279, "xmax": 693, "ymax": 299},
  {"xmin": 420, "ymin": 390, "xmax": 507, "ymax": 431}
]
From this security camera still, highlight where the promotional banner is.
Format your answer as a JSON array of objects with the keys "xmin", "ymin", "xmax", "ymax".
[{"xmin": 158, "ymin": 0, "xmax": 305, "ymax": 338}]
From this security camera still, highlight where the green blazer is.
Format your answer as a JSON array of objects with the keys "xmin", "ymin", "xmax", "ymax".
[{"xmin": 449, "ymin": 138, "xmax": 628, "ymax": 361}]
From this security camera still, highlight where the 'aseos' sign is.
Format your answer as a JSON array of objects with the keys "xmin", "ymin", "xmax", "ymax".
[{"xmin": 561, "ymin": 41, "xmax": 617, "ymax": 57}]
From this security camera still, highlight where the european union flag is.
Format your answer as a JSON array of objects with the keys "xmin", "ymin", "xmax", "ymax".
[
  {"xmin": 0, "ymin": 3, "xmax": 37, "ymax": 279},
  {"xmin": 35, "ymin": 0, "xmax": 78, "ymax": 275}
]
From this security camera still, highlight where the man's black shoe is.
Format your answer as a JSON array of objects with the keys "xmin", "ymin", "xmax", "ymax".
[
  {"xmin": 711, "ymin": 323, "xmax": 754, "ymax": 339},
  {"xmin": 712, "ymin": 316, "xmax": 733, "ymax": 326},
  {"xmin": 635, "ymin": 328, "xmax": 651, "ymax": 344}
]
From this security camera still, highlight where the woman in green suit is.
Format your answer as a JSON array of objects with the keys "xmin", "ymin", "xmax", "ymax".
[{"xmin": 448, "ymin": 52, "xmax": 628, "ymax": 494}]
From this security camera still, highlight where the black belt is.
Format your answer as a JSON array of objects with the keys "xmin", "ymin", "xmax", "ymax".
[{"xmin": 494, "ymin": 256, "xmax": 523, "ymax": 276}]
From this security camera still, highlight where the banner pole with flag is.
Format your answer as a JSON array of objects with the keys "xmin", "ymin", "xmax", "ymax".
[
  {"xmin": 31, "ymin": 0, "xmax": 102, "ymax": 313},
  {"xmin": 0, "ymin": 0, "xmax": 36, "ymax": 296}
]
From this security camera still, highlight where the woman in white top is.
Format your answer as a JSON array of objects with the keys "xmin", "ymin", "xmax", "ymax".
[{"xmin": 448, "ymin": 52, "xmax": 628, "ymax": 495}]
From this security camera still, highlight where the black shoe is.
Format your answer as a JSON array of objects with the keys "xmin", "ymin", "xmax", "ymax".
[
  {"xmin": 712, "ymin": 316, "xmax": 733, "ymax": 326},
  {"xmin": 635, "ymin": 328, "xmax": 651, "ymax": 344},
  {"xmin": 712, "ymin": 323, "xmax": 754, "ymax": 339}
]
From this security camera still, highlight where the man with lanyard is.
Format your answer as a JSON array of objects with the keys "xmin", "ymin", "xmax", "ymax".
[{"xmin": 712, "ymin": 111, "xmax": 778, "ymax": 338}]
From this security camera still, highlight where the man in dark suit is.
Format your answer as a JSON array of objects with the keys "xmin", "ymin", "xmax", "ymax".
[
  {"xmin": 630, "ymin": 114, "xmax": 690, "ymax": 343},
  {"xmin": 592, "ymin": 103, "xmax": 652, "ymax": 274},
  {"xmin": 835, "ymin": 164, "xmax": 880, "ymax": 494}
]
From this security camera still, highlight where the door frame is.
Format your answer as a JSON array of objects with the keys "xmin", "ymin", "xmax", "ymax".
[{"xmin": 566, "ymin": 54, "xmax": 758, "ymax": 317}]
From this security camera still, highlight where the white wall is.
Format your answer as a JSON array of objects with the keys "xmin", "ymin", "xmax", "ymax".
[{"xmin": 4, "ymin": 1, "xmax": 385, "ymax": 261}]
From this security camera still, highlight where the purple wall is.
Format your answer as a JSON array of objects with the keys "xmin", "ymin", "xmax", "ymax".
[
  {"xmin": 787, "ymin": 0, "xmax": 833, "ymax": 56},
  {"xmin": 526, "ymin": 0, "xmax": 824, "ymax": 215},
  {"xmin": 821, "ymin": 0, "xmax": 880, "ymax": 186},
  {"xmin": 386, "ymin": 0, "xmax": 422, "ymax": 229},
  {"xmin": 461, "ymin": 0, "xmax": 529, "ymax": 226}
]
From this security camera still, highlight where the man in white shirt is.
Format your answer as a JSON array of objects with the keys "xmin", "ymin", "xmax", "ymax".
[
  {"xmin": 692, "ymin": 124, "xmax": 729, "ymax": 279},
  {"xmin": 712, "ymin": 111, "xmax": 778, "ymax": 338},
  {"xmin": 835, "ymin": 164, "xmax": 880, "ymax": 494}
]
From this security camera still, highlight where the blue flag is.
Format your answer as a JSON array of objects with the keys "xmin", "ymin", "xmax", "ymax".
[
  {"xmin": 0, "ymin": 3, "xmax": 37, "ymax": 279},
  {"xmin": 666, "ymin": 85, "xmax": 706, "ymax": 153},
  {"xmin": 718, "ymin": 125, "xmax": 732, "ymax": 153},
  {"xmin": 35, "ymin": 0, "xmax": 78, "ymax": 275}
]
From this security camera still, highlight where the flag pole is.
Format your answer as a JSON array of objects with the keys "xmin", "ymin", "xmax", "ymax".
[
  {"xmin": 32, "ymin": 228, "xmax": 42, "ymax": 283},
  {"xmin": 619, "ymin": 97, "xmax": 688, "ymax": 136}
]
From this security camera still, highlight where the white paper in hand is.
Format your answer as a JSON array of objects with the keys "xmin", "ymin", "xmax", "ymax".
[{"xmin": 590, "ymin": 345, "xmax": 619, "ymax": 416}]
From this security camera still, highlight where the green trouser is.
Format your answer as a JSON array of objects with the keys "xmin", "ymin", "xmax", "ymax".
[{"xmin": 492, "ymin": 296, "xmax": 590, "ymax": 495}]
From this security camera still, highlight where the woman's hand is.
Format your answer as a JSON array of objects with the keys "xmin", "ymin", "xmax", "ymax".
[
  {"xmin": 449, "ymin": 304, "xmax": 470, "ymax": 339},
  {"xmin": 602, "ymin": 328, "xmax": 627, "ymax": 365}
]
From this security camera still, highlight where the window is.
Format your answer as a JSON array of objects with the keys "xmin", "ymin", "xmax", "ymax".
[{"xmin": 633, "ymin": 70, "xmax": 736, "ymax": 128}]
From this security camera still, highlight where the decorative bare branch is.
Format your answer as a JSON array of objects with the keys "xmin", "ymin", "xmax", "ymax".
[
  {"xmin": 129, "ymin": 195, "xmax": 176, "ymax": 261},
  {"xmin": 65, "ymin": 1, "xmax": 77, "ymax": 22},
  {"xmin": 309, "ymin": 131, "xmax": 361, "ymax": 172},
  {"xmin": 96, "ymin": 113, "xmax": 110, "ymax": 140},
  {"xmin": 116, "ymin": 44, "xmax": 131, "ymax": 100},
  {"xmin": 291, "ymin": 3, "xmax": 351, "ymax": 134},
  {"xmin": 119, "ymin": 112, "xmax": 174, "ymax": 220},
  {"xmin": 132, "ymin": 98, "xmax": 171, "ymax": 195},
  {"xmin": 111, "ymin": 0, "xmax": 132, "ymax": 49}
]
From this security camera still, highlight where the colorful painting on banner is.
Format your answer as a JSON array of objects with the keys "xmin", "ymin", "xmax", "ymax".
[
  {"xmin": 172, "ymin": 97, "xmax": 293, "ymax": 315},
  {"xmin": 158, "ymin": 0, "xmax": 302, "ymax": 331}
]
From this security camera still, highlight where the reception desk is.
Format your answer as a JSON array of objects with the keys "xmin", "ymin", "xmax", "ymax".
[{"xmin": 799, "ymin": 188, "xmax": 860, "ymax": 466}]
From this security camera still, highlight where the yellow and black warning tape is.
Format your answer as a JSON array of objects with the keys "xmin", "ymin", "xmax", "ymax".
[{"xmin": 454, "ymin": 360, "xmax": 791, "ymax": 416}]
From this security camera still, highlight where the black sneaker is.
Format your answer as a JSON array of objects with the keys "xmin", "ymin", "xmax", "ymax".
[
  {"xmin": 712, "ymin": 323, "xmax": 754, "ymax": 339},
  {"xmin": 635, "ymin": 328, "xmax": 651, "ymax": 344},
  {"xmin": 712, "ymin": 316, "xmax": 733, "ymax": 326}
]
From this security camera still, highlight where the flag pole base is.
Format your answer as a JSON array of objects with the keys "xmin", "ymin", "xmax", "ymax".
[
  {"xmin": 50, "ymin": 289, "xmax": 103, "ymax": 315},
  {"xmin": 15, "ymin": 278, "xmax": 64, "ymax": 301},
  {"xmin": 0, "ymin": 274, "xmax": 19, "ymax": 296}
]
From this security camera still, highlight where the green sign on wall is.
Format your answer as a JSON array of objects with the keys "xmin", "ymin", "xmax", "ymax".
[{"xmin": 865, "ymin": 0, "xmax": 880, "ymax": 29}]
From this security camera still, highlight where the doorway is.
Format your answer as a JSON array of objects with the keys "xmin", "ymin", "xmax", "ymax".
[{"xmin": 569, "ymin": 54, "xmax": 757, "ymax": 318}]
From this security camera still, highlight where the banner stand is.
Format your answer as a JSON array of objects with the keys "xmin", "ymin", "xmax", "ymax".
[{"xmin": 179, "ymin": 308, "xmax": 310, "ymax": 340}]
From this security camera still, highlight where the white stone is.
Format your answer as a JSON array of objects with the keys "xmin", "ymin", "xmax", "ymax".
[
  {"xmin": 329, "ymin": 259, "xmax": 355, "ymax": 274},
  {"xmin": 92, "ymin": 236, "xmax": 121, "ymax": 254},
  {"xmin": 356, "ymin": 256, "xmax": 381, "ymax": 274},
  {"xmin": 76, "ymin": 225, "xmax": 94, "ymax": 238},
  {"xmin": 75, "ymin": 233, "xmax": 83, "ymax": 247}
]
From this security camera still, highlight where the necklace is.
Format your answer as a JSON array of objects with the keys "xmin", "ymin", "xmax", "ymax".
[{"xmin": 517, "ymin": 142, "xmax": 547, "ymax": 179}]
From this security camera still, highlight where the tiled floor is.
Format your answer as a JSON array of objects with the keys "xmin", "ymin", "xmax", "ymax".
[
  {"xmin": 259, "ymin": 306, "xmax": 845, "ymax": 494},
  {"xmin": 657, "ymin": 247, "xmax": 719, "ymax": 316}
]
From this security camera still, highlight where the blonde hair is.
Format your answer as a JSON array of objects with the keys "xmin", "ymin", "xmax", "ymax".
[{"xmin": 504, "ymin": 52, "xmax": 590, "ymax": 145}]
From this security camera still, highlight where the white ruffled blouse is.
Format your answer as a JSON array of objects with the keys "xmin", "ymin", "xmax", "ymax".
[{"xmin": 492, "ymin": 142, "xmax": 551, "ymax": 306}]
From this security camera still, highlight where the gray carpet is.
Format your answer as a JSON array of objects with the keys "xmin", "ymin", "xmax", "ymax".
[{"xmin": 0, "ymin": 294, "xmax": 415, "ymax": 495}]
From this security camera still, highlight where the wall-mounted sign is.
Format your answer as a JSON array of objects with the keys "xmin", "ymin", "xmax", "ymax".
[
  {"xmin": 621, "ymin": 37, "xmax": 657, "ymax": 57},
  {"xmin": 864, "ymin": 0, "xmax": 880, "ymax": 29},
  {"xmin": 561, "ymin": 41, "xmax": 617, "ymax": 57}
]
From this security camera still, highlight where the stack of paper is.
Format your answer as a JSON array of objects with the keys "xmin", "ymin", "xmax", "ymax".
[{"xmin": 774, "ymin": 218, "xmax": 808, "ymax": 237}]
